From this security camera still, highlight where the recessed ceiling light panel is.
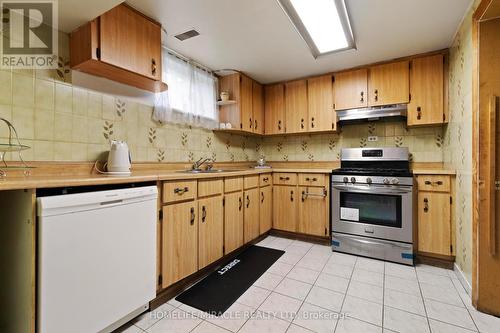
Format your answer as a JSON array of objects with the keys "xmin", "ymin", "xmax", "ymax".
[{"xmin": 277, "ymin": 0, "xmax": 355, "ymax": 58}]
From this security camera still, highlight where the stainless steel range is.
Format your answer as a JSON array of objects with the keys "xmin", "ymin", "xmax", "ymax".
[{"xmin": 331, "ymin": 147, "xmax": 414, "ymax": 265}]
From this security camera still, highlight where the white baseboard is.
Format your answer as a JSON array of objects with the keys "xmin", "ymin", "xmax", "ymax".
[{"xmin": 454, "ymin": 263, "xmax": 472, "ymax": 295}]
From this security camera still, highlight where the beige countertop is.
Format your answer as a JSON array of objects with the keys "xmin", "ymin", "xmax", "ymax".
[{"xmin": 412, "ymin": 169, "xmax": 456, "ymax": 175}]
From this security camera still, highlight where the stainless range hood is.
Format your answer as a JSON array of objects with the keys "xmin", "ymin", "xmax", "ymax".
[{"xmin": 337, "ymin": 104, "xmax": 407, "ymax": 124}]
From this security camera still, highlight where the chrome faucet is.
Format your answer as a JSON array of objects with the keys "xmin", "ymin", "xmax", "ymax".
[{"xmin": 192, "ymin": 157, "xmax": 214, "ymax": 170}]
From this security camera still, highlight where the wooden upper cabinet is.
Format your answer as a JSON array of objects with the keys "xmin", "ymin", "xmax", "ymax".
[
  {"xmin": 285, "ymin": 80, "xmax": 308, "ymax": 133},
  {"xmin": 70, "ymin": 4, "xmax": 165, "ymax": 92},
  {"xmin": 334, "ymin": 69, "xmax": 368, "ymax": 110},
  {"xmin": 407, "ymin": 54, "xmax": 445, "ymax": 126},
  {"xmin": 308, "ymin": 75, "xmax": 336, "ymax": 132},
  {"xmin": 368, "ymin": 61, "xmax": 410, "ymax": 106},
  {"xmin": 240, "ymin": 75, "xmax": 254, "ymax": 132},
  {"xmin": 265, "ymin": 84, "xmax": 285, "ymax": 135},
  {"xmin": 252, "ymin": 81, "xmax": 265, "ymax": 134}
]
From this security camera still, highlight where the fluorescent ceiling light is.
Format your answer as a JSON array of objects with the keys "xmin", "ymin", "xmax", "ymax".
[{"xmin": 277, "ymin": 0, "xmax": 355, "ymax": 57}]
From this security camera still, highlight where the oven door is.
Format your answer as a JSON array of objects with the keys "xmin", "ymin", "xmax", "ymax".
[{"xmin": 331, "ymin": 183, "xmax": 413, "ymax": 243}]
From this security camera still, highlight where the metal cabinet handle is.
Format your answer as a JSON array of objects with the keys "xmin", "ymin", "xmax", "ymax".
[
  {"xmin": 311, "ymin": 117, "xmax": 315, "ymax": 128},
  {"xmin": 360, "ymin": 91, "xmax": 364, "ymax": 102},
  {"xmin": 423, "ymin": 198, "xmax": 429, "ymax": 213},
  {"xmin": 261, "ymin": 191, "xmax": 264, "ymax": 203},
  {"xmin": 249, "ymin": 118, "xmax": 253, "ymax": 129},
  {"xmin": 301, "ymin": 191, "xmax": 306, "ymax": 202},
  {"xmin": 174, "ymin": 187, "xmax": 189, "ymax": 194},
  {"xmin": 374, "ymin": 89, "xmax": 378, "ymax": 102},
  {"xmin": 152, "ymin": 59, "xmax": 157, "ymax": 76},
  {"xmin": 302, "ymin": 188, "xmax": 327, "ymax": 201},
  {"xmin": 305, "ymin": 177, "xmax": 317, "ymax": 182},
  {"xmin": 239, "ymin": 197, "xmax": 242, "ymax": 211},
  {"xmin": 201, "ymin": 206, "xmax": 207, "ymax": 222},
  {"xmin": 301, "ymin": 118, "xmax": 304, "ymax": 129},
  {"xmin": 278, "ymin": 120, "xmax": 282, "ymax": 131},
  {"xmin": 262, "ymin": 177, "xmax": 269, "ymax": 182},
  {"xmin": 424, "ymin": 180, "xmax": 443, "ymax": 186},
  {"xmin": 190, "ymin": 207, "xmax": 195, "ymax": 225},
  {"xmin": 254, "ymin": 119, "xmax": 258, "ymax": 130},
  {"xmin": 279, "ymin": 176, "xmax": 290, "ymax": 181},
  {"xmin": 290, "ymin": 190, "xmax": 294, "ymax": 202},
  {"xmin": 246, "ymin": 195, "xmax": 250, "ymax": 208},
  {"xmin": 417, "ymin": 106, "xmax": 422, "ymax": 120}
]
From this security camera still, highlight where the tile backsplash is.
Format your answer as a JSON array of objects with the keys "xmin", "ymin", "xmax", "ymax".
[{"xmin": 0, "ymin": 32, "xmax": 444, "ymax": 164}]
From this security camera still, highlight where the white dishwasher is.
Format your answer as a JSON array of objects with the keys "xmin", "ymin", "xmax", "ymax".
[{"xmin": 37, "ymin": 185, "xmax": 158, "ymax": 333}]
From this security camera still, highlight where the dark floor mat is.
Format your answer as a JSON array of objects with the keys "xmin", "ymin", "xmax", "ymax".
[{"xmin": 175, "ymin": 245, "xmax": 284, "ymax": 316}]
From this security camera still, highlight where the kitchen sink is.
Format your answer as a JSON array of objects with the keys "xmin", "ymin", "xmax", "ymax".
[{"xmin": 177, "ymin": 169, "xmax": 243, "ymax": 174}]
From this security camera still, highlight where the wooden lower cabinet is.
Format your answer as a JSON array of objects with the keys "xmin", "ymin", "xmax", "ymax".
[
  {"xmin": 298, "ymin": 186, "xmax": 329, "ymax": 236},
  {"xmin": 162, "ymin": 201, "xmax": 198, "ymax": 288},
  {"xmin": 417, "ymin": 191, "xmax": 452, "ymax": 256},
  {"xmin": 260, "ymin": 186, "xmax": 272, "ymax": 234},
  {"xmin": 224, "ymin": 191, "xmax": 244, "ymax": 254},
  {"xmin": 273, "ymin": 185, "xmax": 297, "ymax": 232},
  {"xmin": 244, "ymin": 188, "xmax": 260, "ymax": 243},
  {"xmin": 198, "ymin": 196, "xmax": 224, "ymax": 269}
]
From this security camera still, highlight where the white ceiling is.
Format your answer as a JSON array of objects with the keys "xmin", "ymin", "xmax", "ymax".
[
  {"xmin": 58, "ymin": 0, "xmax": 123, "ymax": 32},
  {"xmin": 61, "ymin": 0, "xmax": 473, "ymax": 84}
]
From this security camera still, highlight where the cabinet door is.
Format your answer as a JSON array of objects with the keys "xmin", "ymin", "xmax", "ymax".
[
  {"xmin": 265, "ymin": 84, "xmax": 285, "ymax": 134},
  {"xmin": 418, "ymin": 192, "xmax": 451, "ymax": 256},
  {"xmin": 368, "ymin": 61, "xmax": 410, "ymax": 106},
  {"xmin": 240, "ymin": 75, "xmax": 254, "ymax": 132},
  {"xmin": 244, "ymin": 188, "xmax": 260, "ymax": 243},
  {"xmin": 407, "ymin": 54, "xmax": 444, "ymax": 126},
  {"xmin": 334, "ymin": 69, "xmax": 368, "ymax": 110},
  {"xmin": 298, "ymin": 187, "xmax": 328, "ymax": 236},
  {"xmin": 253, "ymin": 81, "xmax": 265, "ymax": 134},
  {"xmin": 273, "ymin": 186, "xmax": 298, "ymax": 232},
  {"xmin": 198, "ymin": 196, "xmax": 224, "ymax": 269},
  {"xmin": 224, "ymin": 192, "xmax": 244, "ymax": 254},
  {"xmin": 260, "ymin": 186, "xmax": 273, "ymax": 234},
  {"xmin": 162, "ymin": 201, "xmax": 198, "ymax": 288},
  {"xmin": 285, "ymin": 80, "xmax": 308, "ymax": 133},
  {"xmin": 308, "ymin": 75, "xmax": 336, "ymax": 132},
  {"xmin": 99, "ymin": 4, "xmax": 161, "ymax": 80}
]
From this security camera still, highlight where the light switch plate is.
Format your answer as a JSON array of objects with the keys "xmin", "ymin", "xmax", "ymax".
[{"xmin": 368, "ymin": 136, "xmax": 378, "ymax": 142}]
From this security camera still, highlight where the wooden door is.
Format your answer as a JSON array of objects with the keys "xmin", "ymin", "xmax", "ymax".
[
  {"xmin": 264, "ymin": 84, "xmax": 285, "ymax": 134},
  {"xmin": 368, "ymin": 61, "xmax": 410, "ymax": 106},
  {"xmin": 244, "ymin": 188, "xmax": 260, "ymax": 243},
  {"xmin": 240, "ymin": 75, "xmax": 254, "ymax": 132},
  {"xmin": 334, "ymin": 69, "xmax": 368, "ymax": 110},
  {"xmin": 259, "ymin": 186, "xmax": 272, "ymax": 234},
  {"xmin": 162, "ymin": 201, "xmax": 198, "ymax": 288},
  {"xmin": 253, "ymin": 81, "xmax": 265, "ymax": 134},
  {"xmin": 308, "ymin": 75, "xmax": 336, "ymax": 132},
  {"xmin": 298, "ymin": 187, "xmax": 329, "ymax": 236},
  {"xmin": 224, "ymin": 192, "xmax": 244, "ymax": 254},
  {"xmin": 408, "ymin": 54, "xmax": 444, "ymax": 126},
  {"xmin": 285, "ymin": 80, "xmax": 308, "ymax": 133},
  {"xmin": 417, "ymin": 192, "xmax": 451, "ymax": 256},
  {"xmin": 198, "ymin": 196, "xmax": 223, "ymax": 269},
  {"xmin": 273, "ymin": 186, "xmax": 298, "ymax": 232},
  {"xmin": 99, "ymin": 4, "xmax": 161, "ymax": 80}
]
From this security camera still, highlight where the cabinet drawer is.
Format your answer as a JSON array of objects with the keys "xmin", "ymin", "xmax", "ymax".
[
  {"xmin": 299, "ymin": 173, "xmax": 327, "ymax": 186},
  {"xmin": 259, "ymin": 174, "xmax": 272, "ymax": 187},
  {"xmin": 244, "ymin": 176, "xmax": 259, "ymax": 189},
  {"xmin": 224, "ymin": 177, "xmax": 243, "ymax": 193},
  {"xmin": 273, "ymin": 173, "xmax": 297, "ymax": 185},
  {"xmin": 417, "ymin": 175, "xmax": 450, "ymax": 192},
  {"xmin": 198, "ymin": 179, "xmax": 223, "ymax": 197},
  {"xmin": 163, "ymin": 180, "xmax": 197, "ymax": 203}
]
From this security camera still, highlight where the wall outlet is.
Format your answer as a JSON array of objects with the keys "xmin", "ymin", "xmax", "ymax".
[{"xmin": 367, "ymin": 136, "xmax": 378, "ymax": 142}]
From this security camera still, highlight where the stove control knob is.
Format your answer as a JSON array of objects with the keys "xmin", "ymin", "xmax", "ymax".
[
  {"xmin": 350, "ymin": 177, "xmax": 356, "ymax": 184},
  {"xmin": 391, "ymin": 178, "xmax": 400, "ymax": 185},
  {"xmin": 366, "ymin": 177, "xmax": 372, "ymax": 184},
  {"xmin": 383, "ymin": 178, "xmax": 390, "ymax": 185},
  {"xmin": 343, "ymin": 177, "xmax": 349, "ymax": 183}
]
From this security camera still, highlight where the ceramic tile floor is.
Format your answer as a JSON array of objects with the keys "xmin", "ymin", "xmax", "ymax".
[{"xmin": 115, "ymin": 236, "xmax": 500, "ymax": 333}]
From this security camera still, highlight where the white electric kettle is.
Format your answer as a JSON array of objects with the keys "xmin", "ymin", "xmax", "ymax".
[{"xmin": 107, "ymin": 140, "xmax": 131, "ymax": 173}]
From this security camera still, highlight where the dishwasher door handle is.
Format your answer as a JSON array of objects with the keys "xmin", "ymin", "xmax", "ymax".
[{"xmin": 100, "ymin": 199, "xmax": 124, "ymax": 206}]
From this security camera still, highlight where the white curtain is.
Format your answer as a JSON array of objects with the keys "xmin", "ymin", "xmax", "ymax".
[{"xmin": 153, "ymin": 51, "xmax": 218, "ymax": 129}]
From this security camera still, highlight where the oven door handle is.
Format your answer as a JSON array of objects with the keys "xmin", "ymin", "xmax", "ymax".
[
  {"xmin": 340, "ymin": 236, "xmax": 411, "ymax": 249},
  {"xmin": 332, "ymin": 184, "xmax": 412, "ymax": 195}
]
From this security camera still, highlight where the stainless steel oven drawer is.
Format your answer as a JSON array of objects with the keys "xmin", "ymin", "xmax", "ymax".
[{"xmin": 332, "ymin": 232, "xmax": 414, "ymax": 265}]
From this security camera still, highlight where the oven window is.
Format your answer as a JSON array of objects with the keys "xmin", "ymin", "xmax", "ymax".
[{"xmin": 339, "ymin": 192, "xmax": 402, "ymax": 228}]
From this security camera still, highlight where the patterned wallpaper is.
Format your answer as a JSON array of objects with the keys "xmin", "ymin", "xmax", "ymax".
[{"xmin": 443, "ymin": 0, "xmax": 480, "ymax": 286}]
